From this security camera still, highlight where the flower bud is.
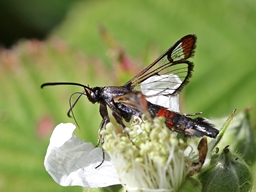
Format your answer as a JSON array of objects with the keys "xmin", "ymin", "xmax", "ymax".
[{"xmin": 199, "ymin": 146, "xmax": 253, "ymax": 192}]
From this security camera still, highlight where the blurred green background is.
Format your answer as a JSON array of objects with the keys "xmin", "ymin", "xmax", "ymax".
[{"xmin": 0, "ymin": 0, "xmax": 256, "ymax": 191}]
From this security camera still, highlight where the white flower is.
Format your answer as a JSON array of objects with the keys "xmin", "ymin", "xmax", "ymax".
[
  {"xmin": 102, "ymin": 117, "xmax": 197, "ymax": 192},
  {"xmin": 44, "ymin": 123, "xmax": 120, "ymax": 188}
]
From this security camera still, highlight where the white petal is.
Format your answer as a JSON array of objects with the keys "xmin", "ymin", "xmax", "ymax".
[
  {"xmin": 141, "ymin": 75, "xmax": 180, "ymax": 112},
  {"xmin": 44, "ymin": 123, "xmax": 120, "ymax": 187}
]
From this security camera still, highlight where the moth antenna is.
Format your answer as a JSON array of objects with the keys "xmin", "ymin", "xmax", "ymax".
[{"xmin": 41, "ymin": 82, "xmax": 91, "ymax": 90}]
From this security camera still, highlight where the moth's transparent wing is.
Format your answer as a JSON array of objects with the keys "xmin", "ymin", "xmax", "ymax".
[{"xmin": 125, "ymin": 35, "xmax": 196, "ymax": 96}]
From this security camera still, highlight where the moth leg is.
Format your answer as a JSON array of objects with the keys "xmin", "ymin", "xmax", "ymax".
[
  {"xmin": 95, "ymin": 104, "xmax": 109, "ymax": 169},
  {"xmin": 112, "ymin": 111, "xmax": 126, "ymax": 129},
  {"xmin": 184, "ymin": 112, "xmax": 203, "ymax": 116},
  {"xmin": 95, "ymin": 135, "xmax": 106, "ymax": 169},
  {"xmin": 96, "ymin": 118, "xmax": 107, "ymax": 147},
  {"xmin": 112, "ymin": 111, "xmax": 139, "ymax": 148},
  {"xmin": 96, "ymin": 103, "xmax": 109, "ymax": 147}
]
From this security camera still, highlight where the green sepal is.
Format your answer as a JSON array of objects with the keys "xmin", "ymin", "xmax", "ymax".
[{"xmin": 83, "ymin": 185, "xmax": 123, "ymax": 192}]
